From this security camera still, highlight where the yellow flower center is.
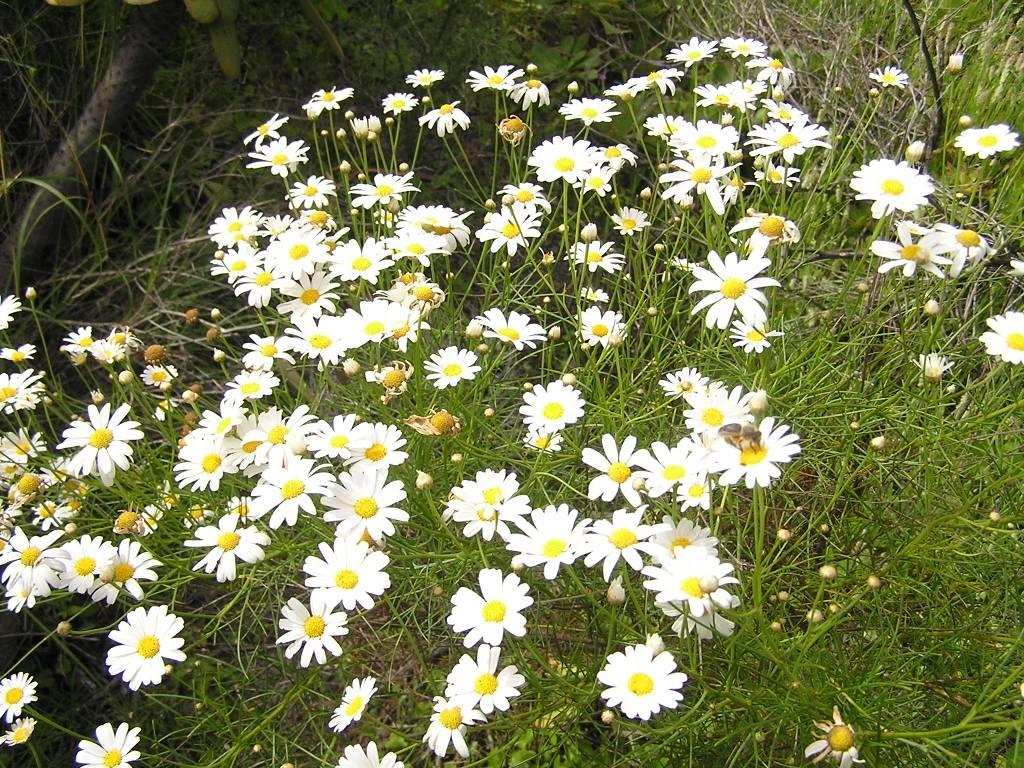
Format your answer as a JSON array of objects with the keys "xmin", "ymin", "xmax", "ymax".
[
  {"xmin": 777, "ymin": 133, "xmax": 799, "ymax": 148},
  {"xmin": 299, "ymin": 288, "xmax": 320, "ymax": 305},
  {"xmin": 16, "ymin": 474, "xmax": 41, "ymax": 495},
  {"xmin": 74, "ymin": 556, "xmax": 96, "ymax": 576},
  {"xmin": 739, "ymin": 446, "xmax": 769, "ymax": 465},
  {"xmin": 201, "ymin": 454, "xmax": 222, "ymax": 473},
  {"xmin": 328, "ymin": 434, "xmax": 349, "ymax": 450},
  {"xmin": 113, "ymin": 562, "xmax": 135, "ymax": 582},
  {"xmin": 671, "ymin": 536, "xmax": 691, "ymax": 550},
  {"xmin": 352, "ymin": 256, "xmax": 372, "ymax": 271},
  {"xmin": 115, "ymin": 511, "xmax": 139, "ymax": 531},
  {"xmin": 364, "ymin": 321, "xmax": 385, "ymax": 336},
  {"xmin": 626, "ymin": 672, "xmax": 654, "ymax": 695},
  {"xmin": 720, "ymin": 277, "xmax": 746, "ymax": 299},
  {"xmin": 89, "ymin": 428, "xmax": 114, "ymax": 449},
  {"xmin": 690, "ymin": 167, "xmax": 713, "ymax": 183},
  {"xmin": 608, "ymin": 528, "xmax": 638, "ymax": 549},
  {"xmin": 581, "ymin": 107, "xmax": 598, "ymax": 119},
  {"xmin": 353, "ymin": 498, "xmax": 379, "ymax": 519},
  {"xmin": 239, "ymin": 382, "xmax": 261, "ymax": 395},
  {"xmin": 19, "ymin": 546, "xmax": 41, "ymax": 566},
  {"xmin": 542, "ymin": 402, "xmax": 565, "ymax": 420},
  {"xmin": 102, "ymin": 750, "xmax": 122, "ymax": 768},
  {"xmin": 12, "ymin": 726, "xmax": 31, "ymax": 744},
  {"xmin": 5, "ymin": 688, "xmax": 23, "ymax": 704},
  {"xmin": 681, "ymin": 576, "xmax": 704, "ymax": 598},
  {"xmin": 344, "ymin": 695, "xmax": 364, "ymax": 716},
  {"xmin": 956, "ymin": 229, "xmax": 981, "ymax": 248},
  {"xmin": 622, "ymin": 218, "xmax": 637, "ymax": 230},
  {"xmin": 309, "ymin": 334, "xmax": 331, "ymax": 350},
  {"xmin": 228, "ymin": 221, "xmax": 244, "ymax": 231},
  {"xmin": 474, "ymin": 673, "xmax": 499, "ymax": 695},
  {"xmin": 977, "ymin": 134, "xmax": 998, "ymax": 148},
  {"xmin": 586, "ymin": 250, "xmax": 603, "ymax": 263},
  {"xmin": 758, "ymin": 216, "xmax": 785, "ymax": 238},
  {"xmin": 280, "ymin": 479, "xmax": 305, "ymax": 499},
  {"xmin": 364, "ymin": 442, "xmax": 387, "ymax": 461},
  {"xmin": 481, "ymin": 599, "xmax": 507, "ymax": 622},
  {"xmin": 542, "ymin": 539, "xmax": 566, "ymax": 557},
  {"xmin": 442, "ymin": 363, "xmax": 463, "ymax": 377},
  {"xmin": 271, "ymin": 153, "xmax": 289, "ymax": 165},
  {"xmin": 901, "ymin": 244, "xmax": 928, "ymax": 263},
  {"xmin": 136, "ymin": 635, "xmax": 161, "ymax": 659},
  {"xmin": 696, "ymin": 136, "xmax": 717, "ymax": 149},
  {"xmin": 607, "ymin": 462, "xmax": 632, "ymax": 483},
  {"xmin": 304, "ymin": 615, "xmax": 326, "ymax": 638},
  {"xmin": 702, "ymin": 407, "xmax": 724, "ymax": 427},
  {"xmin": 500, "ymin": 222, "xmax": 520, "ymax": 239},
  {"xmin": 380, "ymin": 369, "xmax": 406, "ymax": 390},
  {"xmin": 1006, "ymin": 332, "xmax": 1024, "ymax": 351},
  {"xmin": 662, "ymin": 465, "xmax": 686, "ymax": 481},
  {"xmin": 827, "ymin": 724, "xmax": 856, "ymax": 752},
  {"xmin": 439, "ymin": 706, "xmax": 462, "ymax": 729},
  {"xmin": 527, "ymin": 79, "xmax": 541, "ymax": 88},
  {"xmin": 335, "ymin": 569, "xmax": 359, "ymax": 589},
  {"xmin": 217, "ymin": 531, "xmax": 241, "ymax": 551},
  {"xmin": 591, "ymin": 323, "xmax": 609, "ymax": 337},
  {"xmin": 881, "ymin": 179, "xmax": 905, "ymax": 195},
  {"xmin": 266, "ymin": 425, "xmax": 288, "ymax": 445},
  {"xmin": 439, "ymin": 104, "xmax": 455, "ymax": 115},
  {"xmin": 746, "ymin": 329, "xmax": 766, "ymax": 342},
  {"xmin": 554, "ymin": 157, "xmax": 575, "ymax": 172},
  {"xmin": 289, "ymin": 244, "xmax": 310, "ymax": 261},
  {"xmin": 255, "ymin": 272, "xmax": 273, "ymax": 287},
  {"xmin": 0, "ymin": 386, "xmax": 16, "ymax": 401}
]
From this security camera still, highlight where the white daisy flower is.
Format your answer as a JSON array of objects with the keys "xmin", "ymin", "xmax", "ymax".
[
  {"xmin": 597, "ymin": 641, "xmax": 687, "ymax": 720},
  {"xmin": 329, "ymin": 676, "xmax": 378, "ymax": 733},
  {"xmin": 445, "ymin": 644, "xmax": 524, "ymax": 714},
  {"xmin": 582, "ymin": 506, "xmax": 668, "ymax": 581},
  {"xmin": 105, "ymin": 605, "xmax": 186, "ymax": 690},
  {"xmin": 447, "ymin": 568, "xmax": 533, "ymax": 647},
  {"xmin": 75, "ymin": 722, "xmax": 142, "ymax": 768},
  {"xmin": 303, "ymin": 537, "xmax": 391, "ymax": 610},
  {"xmin": 276, "ymin": 592, "xmax": 349, "ymax": 667}
]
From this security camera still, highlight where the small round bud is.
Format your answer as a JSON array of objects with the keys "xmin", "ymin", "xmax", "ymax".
[
  {"xmin": 923, "ymin": 298, "xmax": 940, "ymax": 316},
  {"xmin": 55, "ymin": 620, "xmax": 72, "ymax": 637},
  {"xmin": 210, "ymin": 308, "xmax": 222, "ymax": 321},
  {"xmin": 869, "ymin": 435, "xmax": 887, "ymax": 451},
  {"xmin": 501, "ymin": 194, "xmax": 515, "ymax": 208},
  {"xmin": 484, "ymin": 198, "xmax": 496, "ymax": 210},
  {"xmin": 117, "ymin": 370, "xmax": 133, "ymax": 385},
  {"xmin": 868, "ymin": 87, "xmax": 880, "ymax": 97},
  {"xmin": 608, "ymin": 332, "xmax": 624, "ymax": 348},
  {"xmin": 252, "ymin": 744, "xmax": 261, "ymax": 754},
  {"xmin": 183, "ymin": 308, "xmax": 200, "ymax": 325},
  {"xmin": 989, "ymin": 510, "xmax": 1001, "ymax": 522},
  {"xmin": 181, "ymin": 390, "xmax": 198, "ymax": 404},
  {"xmin": 607, "ymin": 576, "xmax": 625, "ymax": 605},
  {"xmin": 343, "ymin": 109, "xmax": 355, "ymax": 120},
  {"xmin": 828, "ymin": 603, "xmax": 840, "ymax": 614},
  {"xmin": 339, "ymin": 160, "xmax": 352, "ymax": 174},
  {"xmin": 855, "ymin": 280, "xmax": 869, "ymax": 293},
  {"xmin": 850, "ymin": 421, "xmax": 860, "ymax": 430},
  {"xmin": 465, "ymin": 320, "xmax": 484, "ymax": 338},
  {"xmin": 547, "ymin": 326, "xmax": 562, "ymax": 341},
  {"xmin": 475, "ymin": 343, "xmax": 489, "ymax": 354},
  {"xmin": 720, "ymin": 112, "xmax": 734, "ymax": 126},
  {"xmin": 776, "ymin": 528, "xmax": 792, "ymax": 542},
  {"xmin": 748, "ymin": 389, "xmax": 768, "ymax": 415},
  {"xmin": 64, "ymin": 522, "xmax": 77, "ymax": 534},
  {"xmin": 431, "ymin": 585, "xmax": 443, "ymax": 596},
  {"xmin": 143, "ymin": 344, "xmax": 165, "ymax": 364},
  {"xmin": 639, "ymin": 187, "xmax": 652, "ymax": 200},
  {"xmin": 653, "ymin": 243, "xmax": 665, "ymax": 253},
  {"xmin": 600, "ymin": 709, "xmax": 615, "ymax": 724},
  {"xmin": 567, "ymin": 80, "xmax": 579, "ymax": 94},
  {"xmin": 820, "ymin": 523, "xmax": 831, "ymax": 534},
  {"xmin": 526, "ymin": 63, "xmax": 538, "ymax": 73},
  {"xmin": 398, "ymin": 162, "xmax": 410, "ymax": 172},
  {"xmin": 631, "ymin": 476, "xmax": 645, "ymax": 491},
  {"xmin": 483, "ymin": 407, "xmax": 495, "ymax": 418},
  {"xmin": 819, "ymin": 565, "xmax": 837, "ymax": 580},
  {"xmin": 905, "ymin": 140, "xmax": 925, "ymax": 163},
  {"xmin": 450, "ymin": 453, "xmax": 463, "ymax": 464},
  {"xmin": 698, "ymin": 575, "xmax": 719, "ymax": 593},
  {"xmin": 560, "ymin": 373, "xmax": 576, "ymax": 386},
  {"xmin": 645, "ymin": 633, "xmax": 665, "ymax": 655},
  {"xmin": 727, "ymin": 149, "xmax": 743, "ymax": 163},
  {"xmin": 646, "ymin": 307, "xmax": 658, "ymax": 316},
  {"xmin": 580, "ymin": 223, "xmax": 599, "ymax": 243},
  {"xmin": 421, "ymin": 95, "xmax": 432, "ymax": 105},
  {"xmin": 212, "ymin": 349, "xmax": 226, "ymax": 362},
  {"xmin": 777, "ymin": 590, "xmax": 789, "ymax": 601},
  {"xmin": 867, "ymin": 575, "xmax": 881, "ymax": 589},
  {"xmin": 807, "ymin": 609, "xmax": 824, "ymax": 624},
  {"xmin": 511, "ymin": 559, "xmax": 525, "ymax": 572},
  {"xmin": 770, "ymin": 620, "xmax": 783, "ymax": 632},
  {"xmin": 946, "ymin": 52, "xmax": 964, "ymax": 72},
  {"xmin": 25, "ymin": 286, "xmax": 37, "ymax": 301},
  {"xmin": 958, "ymin": 114, "xmax": 973, "ymax": 128},
  {"xmin": 342, "ymin": 358, "xmax": 361, "ymax": 377},
  {"xmin": 205, "ymin": 327, "xmax": 220, "ymax": 342},
  {"xmin": 91, "ymin": 390, "xmax": 105, "ymax": 405}
]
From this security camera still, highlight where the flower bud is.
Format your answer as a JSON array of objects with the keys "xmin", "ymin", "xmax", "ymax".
[
  {"xmin": 645, "ymin": 633, "xmax": 665, "ymax": 655},
  {"xmin": 465, "ymin": 319, "xmax": 484, "ymax": 338},
  {"xmin": 181, "ymin": 389, "xmax": 198, "ymax": 404},
  {"xmin": 526, "ymin": 63, "xmax": 538, "ymax": 74},
  {"xmin": 416, "ymin": 471, "xmax": 433, "ymax": 490},
  {"xmin": 56, "ymin": 620, "xmax": 72, "ymax": 637},
  {"xmin": 819, "ymin": 565, "xmax": 837, "ymax": 580},
  {"xmin": 117, "ymin": 370, "xmax": 133, "ymax": 385},
  {"xmin": 748, "ymin": 389, "xmax": 768, "ymax": 415},
  {"xmin": 869, "ymin": 434, "xmax": 887, "ymax": 450},
  {"xmin": 560, "ymin": 373, "xmax": 576, "ymax": 386},
  {"xmin": 905, "ymin": 140, "xmax": 925, "ymax": 163},
  {"xmin": 547, "ymin": 326, "xmax": 561, "ymax": 341},
  {"xmin": 698, "ymin": 575, "xmax": 719, "ymax": 593},
  {"xmin": 867, "ymin": 575, "xmax": 881, "ymax": 589},
  {"xmin": 212, "ymin": 349, "xmax": 226, "ymax": 362},
  {"xmin": 946, "ymin": 52, "xmax": 963, "ymax": 72},
  {"xmin": 567, "ymin": 80, "xmax": 579, "ymax": 94},
  {"xmin": 923, "ymin": 298, "xmax": 940, "ymax": 316},
  {"xmin": 475, "ymin": 343, "xmax": 489, "ymax": 354},
  {"xmin": 777, "ymin": 528, "xmax": 792, "ymax": 542},
  {"xmin": 338, "ymin": 160, "xmax": 352, "ymax": 174},
  {"xmin": 210, "ymin": 308, "xmax": 222, "ymax": 321},
  {"xmin": 639, "ymin": 187, "xmax": 652, "ymax": 200},
  {"xmin": 958, "ymin": 114, "xmax": 973, "ymax": 128},
  {"xmin": 450, "ymin": 453, "xmax": 463, "ymax": 464},
  {"xmin": 720, "ymin": 112, "xmax": 734, "ymax": 126},
  {"xmin": 580, "ymin": 223, "xmax": 598, "ymax": 243},
  {"xmin": 342, "ymin": 358, "xmax": 361, "ymax": 377},
  {"xmin": 398, "ymin": 162, "xmax": 410, "ymax": 173},
  {"xmin": 600, "ymin": 709, "xmax": 615, "ymax": 724},
  {"xmin": 91, "ymin": 390, "xmax": 105, "ymax": 405},
  {"xmin": 24, "ymin": 286, "xmax": 37, "ymax": 301},
  {"xmin": 607, "ymin": 576, "xmax": 626, "ymax": 605},
  {"xmin": 727, "ymin": 149, "xmax": 743, "ymax": 163}
]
